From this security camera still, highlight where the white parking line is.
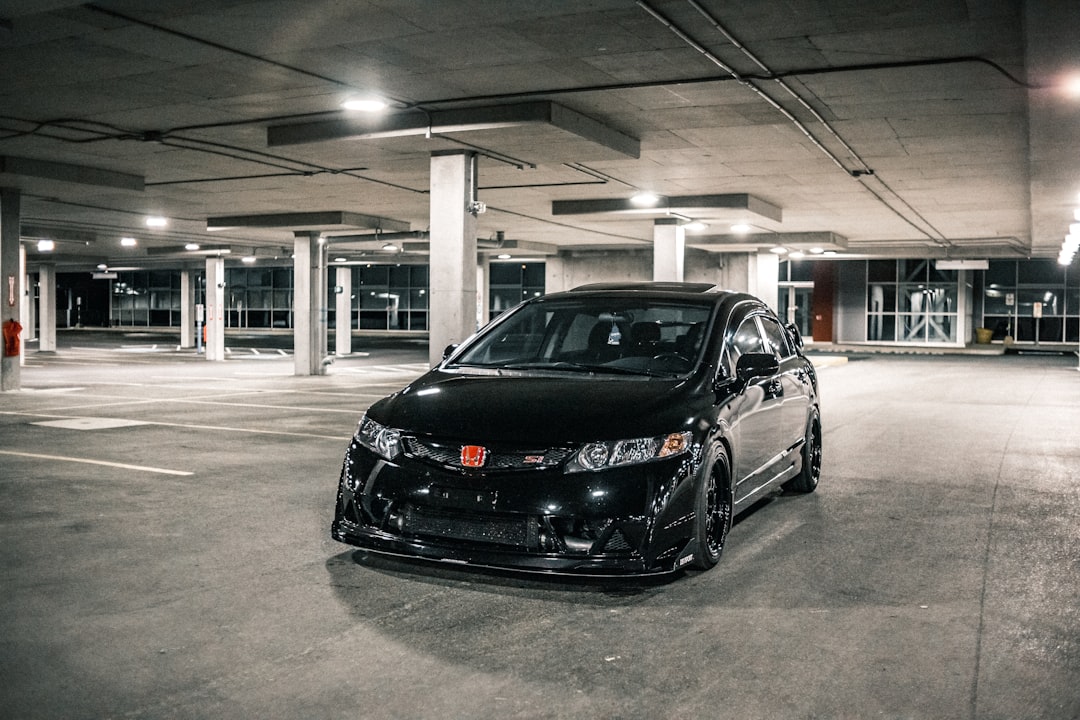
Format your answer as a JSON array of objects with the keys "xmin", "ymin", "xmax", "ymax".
[{"xmin": 0, "ymin": 450, "xmax": 193, "ymax": 476}]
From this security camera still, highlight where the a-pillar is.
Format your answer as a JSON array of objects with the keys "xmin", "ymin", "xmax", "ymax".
[
  {"xmin": 204, "ymin": 257, "xmax": 225, "ymax": 361},
  {"xmin": 429, "ymin": 151, "xmax": 478, "ymax": 366},
  {"xmin": 180, "ymin": 269, "xmax": 196, "ymax": 348},
  {"xmin": 1, "ymin": 188, "xmax": 21, "ymax": 391},
  {"xmin": 334, "ymin": 265, "xmax": 352, "ymax": 356},
  {"xmin": 653, "ymin": 218, "xmax": 685, "ymax": 282},
  {"xmin": 37, "ymin": 263, "xmax": 56, "ymax": 352},
  {"xmin": 294, "ymin": 231, "xmax": 327, "ymax": 375}
]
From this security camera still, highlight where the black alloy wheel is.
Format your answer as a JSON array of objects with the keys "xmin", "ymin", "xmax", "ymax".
[
  {"xmin": 785, "ymin": 411, "xmax": 822, "ymax": 493},
  {"xmin": 692, "ymin": 447, "xmax": 733, "ymax": 570}
]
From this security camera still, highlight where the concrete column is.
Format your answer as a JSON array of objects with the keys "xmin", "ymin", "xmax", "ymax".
[
  {"xmin": 1, "ymin": 188, "xmax": 21, "ymax": 391},
  {"xmin": 335, "ymin": 265, "xmax": 352, "ymax": 356},
  {"xmin": 38, "ymin": 263, "xmax": 56, "ymax": 352},
  {"xmin": 476, "ymin": 259, "xmax": 490, "ymax": 328},
  {"xmin": 429, "ymin": 151, "xmax": 479, "ymax": 366},
  {"xmin": 24, "ymin": 253, "xmax": 36, "ymax": 342},
  {"xmin": 204, "ymin": 257, "xmax": 225, "ymax": 361},
  {"xmin": 652, "ymin": 219, "xmax": 685, "ymax": 282},
  {"xmin": 294, "ymin": 232, "xmax": 327, "ymax": 375},
  {"xmin": 747, "ymin": 251, "xmax": 780, "ymax": 313},
  {"xmin": 180, "ymin": 269, "xmax": 196, "ymax": 348},
  {"xmin": 545, "ymin": 255, "xmax": 568, "ymax": 294}
]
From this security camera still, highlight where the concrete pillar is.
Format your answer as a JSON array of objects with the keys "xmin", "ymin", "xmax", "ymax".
[
  {"xmin": 180, "ymin": 269, "xmax": 196, "ymax": 348},
  {"xmin": 1, "ymin": 188, "xmax": 21, "ymax": 391},
  {"xmin": 747, "ymin": 251, "xmax": 780, "ymax": 313},
  {"xmin": 23, "ymin": 253, "xmax": 36, "ymax": 342},
  {"xmin": 653, "ymin": 219, "xmax": 685, "ymax": 282},
  {"xmin": 294, "ymin": 232, "xmax": 327, "ymax": 375},
  {"xmin": 335, "ymin": 265, "xmax": 352, "ymax": 356},
  {"xmin": 545, "ymin": 255, "xmax": 568, "ymax": 294},
  {"xmin": 476, "ymin": 259, "xmax": 490, "ymax": 328},
  {"xmin": 38, "ymin": 264, "xmax": 56, "ymax": 352},
  {"xmin": 429, "ymin": 151, "xmax": 479, "ymax": 366},
  {"xmin": 204, "ymin": 257, "xmax": 226, "ymax": 361}
]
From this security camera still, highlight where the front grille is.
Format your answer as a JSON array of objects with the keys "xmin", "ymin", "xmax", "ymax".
[
  {"xmin": 403, "ymin": 437, "xmax": 572, "ymax": 471},
  {"xmin": 402, "ymin": 505, "xmax": 537, "ymax": 548}
]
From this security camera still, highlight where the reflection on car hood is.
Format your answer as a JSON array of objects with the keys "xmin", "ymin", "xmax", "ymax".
[{"xmin": 369, "ymin": 370, "xmax": 701, "ymax": 445}]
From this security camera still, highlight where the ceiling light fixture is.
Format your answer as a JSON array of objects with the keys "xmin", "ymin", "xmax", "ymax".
[
  {"xmin": 37, "ymin": 239, "xmax": 55, "ymax": 251},
  {"xmin": 809, "ymin": 247, "xmax": 825, "ymax": 254},
  {"xmin": 730, "ymin": 223, "xmax": 751, "ymax": 234},
  {"xmin": 120, "ymin": 236, "xmax": 137, "ymax": 247},
  {"xmin": 96, "ymin": 263, "xmax": 108, "ymax": 270},
  {"xmin": 241, "ymin": 256, "xmax": 256, "ymax": 264},
  {"xmin": 496, "ymin": 253, "xmax": 512, "ymax": 260},
  {"xmin": 382, "ymin": 243, "xmax": 399, "ymax": 252},
  {"xmin": 342, "ymin": 97, "xmax": 388, "ymax": 112},
  {"xmin": 769, "ymin": 245, "xmax": 788, "ymax": 254},
  {"xmin": 185, "ymin": 243, "xmax": 200, "ymax": 251},
  {"xmin": 788, "ymin": 250, "xmax": 805, "ymax": 259},
  {"xmin": 682, "ymin": 221, "xmax": 708, "ymax": 232},
  {"xmin": 145, "ymin": 216, "xmax": 168, "ymax": 228},
  {"xmin": 334, "ymin": 257, "xmax": 348, "ymax": 263},
  {"xmin": 630, "ymin": 191, "xmax": 660, "ymax": 207}
]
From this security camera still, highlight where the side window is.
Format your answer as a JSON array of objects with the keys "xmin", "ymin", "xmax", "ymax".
[
  {"xmin": 760, "ymin": 316, "xmax": 793, "ymax": 359},
  {"xmin": 731, "ymin": 317, "xmax": 765, "ymax": 358}
]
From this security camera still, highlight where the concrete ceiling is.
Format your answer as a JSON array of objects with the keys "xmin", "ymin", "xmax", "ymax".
[{"xmin": 1, "ymin": 0, "xmax": 1078, "ymax": 270}]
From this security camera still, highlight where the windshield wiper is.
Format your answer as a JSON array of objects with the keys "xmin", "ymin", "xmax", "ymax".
[{"xmin": 498, "ymin": 361, "xmax": 669, "ymax": 377}]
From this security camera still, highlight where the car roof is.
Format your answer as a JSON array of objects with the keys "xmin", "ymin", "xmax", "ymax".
[{"xmin": 568, "ymin": 282, "xmax": 722, "ymax": 294}]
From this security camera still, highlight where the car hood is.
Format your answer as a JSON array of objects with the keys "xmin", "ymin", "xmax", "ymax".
[{"xmin": 368, "ymin": 369, "xmax": 703, "ymax": 446}]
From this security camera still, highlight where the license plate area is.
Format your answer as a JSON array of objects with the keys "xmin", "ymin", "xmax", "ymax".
[{"xmin": 429, "ymin": 485, "xmax": 496, "ymax": 508}]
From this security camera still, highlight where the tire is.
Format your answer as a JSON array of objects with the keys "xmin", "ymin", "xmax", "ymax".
[
  {"xmin": 691, "ymin": 446, "xmax": 733, "ymax": 570},
  {"xmin": 785, "ymin": 410, "xmax": 822, "ymax": 493}
]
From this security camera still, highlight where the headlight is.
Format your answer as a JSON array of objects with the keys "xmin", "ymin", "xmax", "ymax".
[
  {"xmin": 567, "ymin": 431, "xmax": 692, "ymax": 473},
  {"xmin": 355, "ymin": 414, "xmax": 403, "ymax": 460}
]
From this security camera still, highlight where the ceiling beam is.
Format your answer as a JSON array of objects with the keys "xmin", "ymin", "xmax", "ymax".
[
  {"xmin": 0, "ymin": 155, "xmax": 144, "ymax": 191},
  {"xmin": 552, "ymin": 193, "xmax": 782, "ymax": 222},
  {"xmin": 266, "ymin": 101, "xmax": 640, "ymax": 159},
  {"xmin": 206, "ymin": 211, "xmax": 409, "ymax": 233}
]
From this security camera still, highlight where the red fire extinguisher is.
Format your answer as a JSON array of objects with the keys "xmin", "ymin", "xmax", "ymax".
[{"xmin": 3, "ymin": 319, "xmax": 22, "ymax": 357}]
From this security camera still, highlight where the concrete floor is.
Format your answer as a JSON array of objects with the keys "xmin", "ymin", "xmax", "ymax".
[{"xmin": 1, "ymin": 334, "xmax": 1078, "ymax": 719}]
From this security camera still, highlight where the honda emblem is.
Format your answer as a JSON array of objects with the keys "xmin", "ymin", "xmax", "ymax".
[{"xmin": 460, "ymin": 445, "xmax": 487, "ymax": 468}]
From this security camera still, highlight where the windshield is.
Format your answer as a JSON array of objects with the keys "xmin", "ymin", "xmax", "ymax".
[{"xmin": 449, "ymin": 296, "xmax": 714, "ymax": 378}]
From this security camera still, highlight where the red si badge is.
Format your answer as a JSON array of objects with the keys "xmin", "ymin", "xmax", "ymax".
[{"xmin": 460, "ymin": 445, "xmax": 487, "ymax": 468}]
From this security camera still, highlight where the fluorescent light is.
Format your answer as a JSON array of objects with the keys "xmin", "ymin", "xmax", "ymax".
[
  {"xmin": 241, "ymin": 256, "xmax": 256, "ymax": 264},
  {"xmin": 37, "ymin": 239, "xmax": 55, "ymax": 251},
  {"xmin": 145, "ymin": 216, "xmax": 168, "ymax": 228},
  {"xmin": 682, "ymin": 221, "xmax": 708, "ymax": 232},
  {"xmin": 788, "ymin": 251, "xmax": 805, "ymax": 259},
  {"xmin": 730, "ymin": 223, "xmax": 751, "ymax": 234},
  {"xmin": 630, "ymin": 191, "xmax": 660, "ymax": 207},
  {"xmin": 382, "ymin": 243, "xmax": 399, "ymax": 252},
  {"xmin": 185, "ymin": 243, "xmax": 200, "ymax": 251},
  {"xmin": 342, "ymin": 97, "xmax": 388, "ymax": 112},
  {"xmin": 334, "ymin": 257, "xmax": 348, "ymax": 263},
  {"xmin": 120, "ymin": 236, "xmax": 137, "ymax": 247},
  {"xmin": 769, "ymin": 245, "xmax": 788, "ymax": 254},
  {"xmin": 496, "ymin": 253, "xmax": 512, "ymax": 260}
]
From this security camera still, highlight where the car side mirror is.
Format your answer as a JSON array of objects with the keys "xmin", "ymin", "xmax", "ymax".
[
  {"xmin": 736, "ymin": 352, "xmax": 780, "ymax": 382},
  {"xmin": 442, "ymin": 343, "xmax": 459, "ymax": 361}
]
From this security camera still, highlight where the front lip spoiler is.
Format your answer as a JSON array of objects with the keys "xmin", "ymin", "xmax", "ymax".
[{"xmin": 332, "ymin": 520, "xmax": 676, "ymax": 578}]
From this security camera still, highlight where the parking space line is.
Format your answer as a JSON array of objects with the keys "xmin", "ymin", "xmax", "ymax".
[
  {"xmin": 0, "ymin": 450, "xmax": 193, "ymax": 476},
  {"xmin": 1, "ymin": 411, "xmax": 348, "ymax": 441}
]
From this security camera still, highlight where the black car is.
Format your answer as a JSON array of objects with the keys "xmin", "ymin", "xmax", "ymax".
[{"xmin": 332, "ymin": 282, "xmax": 821, "ymax": 576}]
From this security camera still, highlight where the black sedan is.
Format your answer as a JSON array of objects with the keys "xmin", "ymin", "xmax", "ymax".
[{"xmin": 333, "ymin": 282, "xmax": 821, "ymax": 576}]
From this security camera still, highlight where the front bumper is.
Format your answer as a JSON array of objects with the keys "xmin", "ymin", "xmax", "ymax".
[{"xmin": 331, "ymin": 439, "xmax": 698, "ymax": 575}]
